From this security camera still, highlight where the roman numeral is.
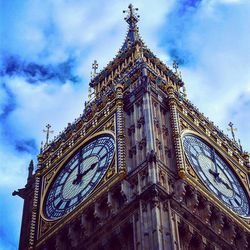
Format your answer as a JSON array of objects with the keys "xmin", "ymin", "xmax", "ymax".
[
  {"xmin": 191, "ymin": 146, "xmax": 199, "ymax": 154},
  {"xmin": 90, "ymin": 141, "xmax": 98, "ymax": 155},
  {"xmin": 89, "ymin": 181, "xmax": 95, "ymax": 187},
  {"xmin": 54, "ymin": 183, "xmax": 63, "ymax": 190},
  {"xmin": 234, "ymin": 190, "xmax": 241, "ymax": 197},
  {"xmin": 55, "ymin": 200, "xmax": 63, "ymax": 209},
  {"xmin": 191, "ymin": 152, "xmax": 197, "ymax": 158},
  {"xmin": 97, "ymin": 166, "xmax": 105, "ymax": 172},
  {"xmin": 97, "ymin": 146, "xmax": 105, "ymax": 155},
  {"xmin": 228, "ymin": 199, "xmax": 233, "ymax": 206},
  {"xmin": 100, "ymin": 153, "xmax": 108, "ymax": 161},
  {"xmin": 199, "ymin": 146, "xmax": 205, "ymax": 154},
  {"xmin": 234, "ymin": 198, "xmax": 240, "ymax": 206},
  {"xmin": 77, "ymin": 193, "xmax": 82, "ymax": 201},
  {"xmin": 65, "ymin": 200, "xmax": 71, "ymax": 209}
]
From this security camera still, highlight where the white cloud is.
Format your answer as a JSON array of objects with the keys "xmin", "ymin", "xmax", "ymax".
[
  {"xmin": 0, "ymin": 142, "xmax": 29, "ymax": 188},
  {"xmin": 174, "ymin": 0, "xmax": 250, "ymax": 148},
  {"xmin": 210, "ymin": 0, "xmax": 246, "ymax": 4},
  {"xmin": 4, "ymin": 77, "xmax": 87, "ymax": 142}
]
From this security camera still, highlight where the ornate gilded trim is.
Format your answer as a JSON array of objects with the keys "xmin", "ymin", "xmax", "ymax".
[{"xmin": 179, "ymin": 129, "xmax": 250, "ymax": 231}]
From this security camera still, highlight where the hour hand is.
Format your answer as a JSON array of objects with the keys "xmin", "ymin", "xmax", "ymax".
[
  {"xmin": 80, "ymin": 162, "xmax": 98, "ymax": 177},
  {"xmin": 72, "ymin": 172, "xmax": 82, "ymax": 185},
  {"xmin": 219, "ymin": 178, "xmax": 232, "ymax": 190},
  {"xmin": 72, "ymin": 162, "xmax": 98, "ymax": 185},
  {"xmin": 209, "ymin": 169, "xmax": 220, "ymax": 179}
]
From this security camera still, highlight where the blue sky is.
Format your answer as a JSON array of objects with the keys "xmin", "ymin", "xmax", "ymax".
[{"xmin": 1, "ymin": 0, "xmax": 250, "ymax": 249}]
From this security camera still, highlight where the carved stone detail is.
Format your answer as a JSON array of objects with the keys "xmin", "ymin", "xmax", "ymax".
[
  {"xmin": 196, "ymin": 197, "xmax": 212, "ymax": 225},
  {"xmin": 138, "ymin": 138, "xmax": 146, "ymax": 150},
  {"xmin": 137, "ymin": 116, "xmax": 145, "ymax": 128},
  {"xmin": 146, "ymin": 150, "xmax": 156, "ymax": 163},
  {"xmin": 173, "ymin": 179, "xmax": 187, "ymax": 203},
  {"xmin": 80, "ymin": 214, "xmax": 90, "ymax": 238},
  {"xmin": 178, "ymin": 221, "xmax": 193, "ymax": 249},
  {"xmin": 68, "ymin": 223, "xmax": 79, "ymax": 248},
  {"xmin": 221, "ymin": 218, "xmax": 237, "ymax": 245},
  {"xmin": 210, "ymin": 208, "xmax": 225, "ymax": 235},
  {"xmin": 235, "ymin": 230, "xmax": 249, "ymax": 250},
  {"xmin": 185, "ymin": 186, "xmax": 199, "ymax": 213}
]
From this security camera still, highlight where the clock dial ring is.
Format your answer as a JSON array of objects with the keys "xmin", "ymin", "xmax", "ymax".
[
  {"xmin": 43, "ymin": 133, "xmax": 115, "ymax": 220},
  {"xmin": 182, "ymin": 133, "xmax": 250, "ymax": 217}
]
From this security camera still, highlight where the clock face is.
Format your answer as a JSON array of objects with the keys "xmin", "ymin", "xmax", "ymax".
[
  {"xmin": 182, "ymin": 134, "xmax": 250, "ymax": 217},
  {"xmin": 44, "ymin": 134, "xmax": 115, "ymax": 220}
]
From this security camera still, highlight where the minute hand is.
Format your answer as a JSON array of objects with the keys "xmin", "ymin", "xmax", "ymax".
[
  {"xmin": 79, "ymin": 162, "xmax": 98, "ymax": 179},
  {"xmin": 218, "ymin": 177, "xmax": 232, "ymax": 190},
  {"xmin": 211, "ymin": 148, "xmax": 219, "ymax": 176},
  {"xmin": 72, "ymin": 162, "xmax": 97, "ymax": 185}
]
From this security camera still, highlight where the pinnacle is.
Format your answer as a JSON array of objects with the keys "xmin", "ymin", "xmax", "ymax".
[{"xmin": 121, "ymin": 4, "xmax": 143, "ymax": 52}]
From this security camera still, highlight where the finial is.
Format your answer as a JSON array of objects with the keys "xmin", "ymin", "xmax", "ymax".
[
  {"xmin": 28, "ymin": 160, "xmax": 34, "ymax": 179},
  {"xmin": 173, "ymin": 60, "xmax": 182, "ymax": 79},
  {"xmin": 121, "ymin": 4, "xmax": 141, "ymax": 52},
  {"xmin": 91, "ymin": 60, "xmax": 98, "ymax": 79},
  {"xmin": 123, "ymin": 4, "xmax": 139, "ymax": 28},
  {"xmin": 43, "ymin": 124, "xmax": 54, "ymax": 146},
  {"xmin": 182, "ymin": 85, "xmax": 187, "ymax": 98},
  {"xmin": 89, "ymin": 60, "xmax": 98, "ymax": 102},
  {"xmin": 227, "ymin": 122, "xmax": 237, "ymax": 143},
  {"xmin": 238, "ymin": 139, "xmax": 243, "ymax": 152},
  {"xmin": 88, "ymin": 86, "xmax": 93, "ymax": 102},
  {"xmin": 40, "ymin": 141, "xmax": 44, "ymax": 153},
  {"xmin": 173, "ymin": 60, "xmax": 179, "ymax": 74},
  {"xmin": 178, "ymin": 70, "xmax": 182, "ymax": 80}
]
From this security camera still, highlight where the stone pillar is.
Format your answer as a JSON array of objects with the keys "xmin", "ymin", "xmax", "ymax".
[{"xmin": 115, "ymin": 83, "xmax": 126, "ymax": 175}]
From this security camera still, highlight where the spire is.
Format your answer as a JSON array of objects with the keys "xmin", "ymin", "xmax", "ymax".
[
  {"xmin": 227, "ymin": 122, "xmax": 243, "ymax": 151},
  {"xmin": 28, "ymin": 160, "xmax": 34, "ymax": 180},
  {"xmin": 43, "ymin": 124, "xmax": 54, "ymax": 146},
  {"xmin": 91, "ymin": 60, "xmax": 98, "ymax": 79},
  {"xmin": 228, "ymin": 122, "xmax": 237, "ymax": 143},
  {"xmin": 121, "ymin": 4, "xmax": 141, "ymax": 51}
]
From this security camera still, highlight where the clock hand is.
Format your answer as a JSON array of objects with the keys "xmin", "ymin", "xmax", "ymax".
[
  {"xmin": 72, "ymin": 154, "xmax": 85, "ymax": 185},
  {"xmin": 79, "ymin": 162, "xmax": 98, "ymax": 178},
  {"xmin": 223, "ymin": 181, "xmax": 232, "ymax": 190},
  {"xmin": 72, "ymin": 162, "xmax": 98, "ymax": 185},
  {"xmin": 217, "ymin": 177, "xmax": 232, "ymax": 190},
  {"xmin": 209, "ymin": 169, "xmax": 232, "ymax": 191},
  {"xmin": 209, "ymin": 169, "xmax": 220, "ymax": 179},
  {"xmin": 77, "ymin": 152, "xmax": 83, "ymax": 176},
  {"xmin": 77, "ymin": 161, "xmax": 81, "ymax": 176},
  {"xmin": 211, "ymin": 148, "xmax": 219, "ymax": 175}
]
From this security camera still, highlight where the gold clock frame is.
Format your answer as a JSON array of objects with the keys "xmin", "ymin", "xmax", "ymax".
[
  {"xmin": 40, "ymin": 131, "xmax": 117, "ymax": 221},
  {"xmin": 179, "ymin": 129, "xmax": 250, "ymax": 226},
  {"xmin": 37, "ymin": 129, "xmax": 126, "ymax": 244}
]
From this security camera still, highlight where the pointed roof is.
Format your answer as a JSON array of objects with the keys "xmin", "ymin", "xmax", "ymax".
[
  {"xmin": 121, "ymin": 4, "xmax": 143, "ymax": 52},
  {"xmin": 90, "ymin": 4, "xmax": 183, "ymax": 89}
]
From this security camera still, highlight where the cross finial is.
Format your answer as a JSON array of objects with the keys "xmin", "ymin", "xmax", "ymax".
[
  {"xmin": 227, "ymin": 122, "xmax": 237, "ymax": 142},
  {"xmin": 121, "ymin": 4, "xmax": 141, "ymax": 52},
  {"xmin": 123, "ymin": 4, "xmax": 139, "ymax": 27},
  {"xmin": 173, "ymin": 59, "xmax": 183, "ymax": 80},
  {"xmin": 182, "ymin": 85, "xmax": 187, "ymax": 98},
  {"xmin": 173, "ymin": 60, "xmax": 179, "ymax": 74},
  {"xmin": 92, "ymin": 60, "xmax": 98, "ymax": 78},
  {"xmin": 43, "ymin": 124, "xmax": 54, "ymax": 146},
  {"xmin": 91, "ymin": 60, "xmax": 98, "ymax": 80}
]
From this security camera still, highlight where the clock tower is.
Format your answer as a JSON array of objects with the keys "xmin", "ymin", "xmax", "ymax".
[{"xmin": 14, "ymin": 4, "xmax": 250, "ymax": 250}]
